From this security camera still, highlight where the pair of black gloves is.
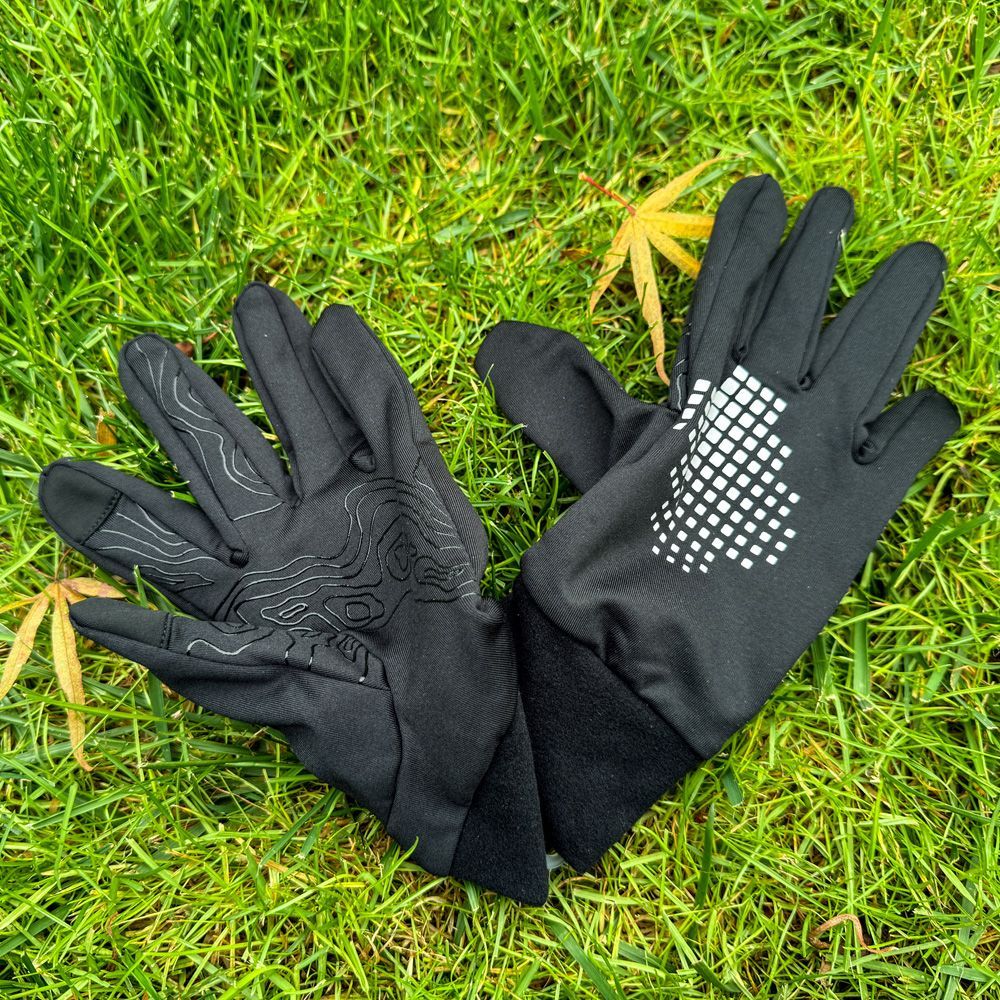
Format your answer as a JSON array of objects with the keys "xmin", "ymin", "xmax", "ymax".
[{"xmin": 38, "ymin": 177, "xmax": 958, "ymax": 903}]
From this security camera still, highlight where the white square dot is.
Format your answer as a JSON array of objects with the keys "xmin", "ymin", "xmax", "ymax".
[
  {"xmin": 699, "ymin": 564, "xmax": 708, "ymax": 573},
  {"xmin": 733, "ymin": 449, "xmax": 749, "ymax": 464},
  {"xmin": 776, "ymin": 482, "xmax": 787, "ymax": 494},
  {"xmin": 788, "ymin": 492, "xmax": 800, "ymax": 504},
  {"xmin": 678, "ymin": 530, "xmax": 688, "ymax": 541},
  {"xmin": 706, "ymin": 426, "xmax": 722, "ymax": 444},
  {"xmin": 707, "ymin": 513, "xmax": 720, "ymax": 527},
  {"xmin": 710, "ymin": 451, "xmax": 725, "ymax": 468},
  {"xmin": 699, "ymin": 527, "xmax": 711, "ymax": 540},
  {"xmin": 737, "ymin": 473, "xmax": 751, "ymax": 488},
  {"xmin": 774, "ymin": 397, "xmax": 787, "ymax": 412},
  {"xmin": 716, "ymin": 415, "xmax": 732, "ymax": 431},
  {"xmin": 736, "ymin": 387, "xmax": 753, "ymax": 405},
  {"xmin": 771, "ymin": 459, "xmax": 784, "ymax": 472},
  {"xmin": 720, "ymin": 439, "xmax": 735, "ymax": 454},
  {"xmin": 764, "ymin": 495, "xmax": 776, "ymax": 507},
  {"xmin": 670, "ymin": 543, "xmax": 680, "ymax": 553},
  {"xmin": 691, "ymin": 540, "xmax": 701, "ymax": 552},
  {"xmin": 691, "ymin": 456, "xmax": 703, "ymax": 470},
  {"xmin": 775, "ymin": 541, "xmax": 787, "ymax": 552},
  {"xmin": 705, "ymin": 551, "xmax": 715, "ymax": 562},
  {"xmin": 686, "ymin": 516, "xmax": 698, "ymax": 529},
  {"xmin": 726, "ymin": 546, "xmax": 739, "ymax": 559},
  {"xmin": 746, "ymin": 373, "xmax": 761, "ymax": 391},
  {"xmin": 745, "ymin": 519, "xmax": 757, "ymax": 533},
  {"xmin": 726, "ymin": 486, "xmax": 740, "ymax": 501},
  {"xmin": 722, "ymin": 524, "xmax": 734, "ymax": 538},
  {"xmin": 697, "ymin": 440, "xmax": 712, "ymax": 457},
  {"xmin": 732, "ymin": 511, "xmax": 744, "ymax": 523},
  {"xmin": 722, "ymin": 377, "xmax": 740, "ymax": 395},
  {"xmin": 688, "ymin": 393, "xmax": 703, "ymax": 406},
  {"xmin": 722, "ymin": 462, "xmax": 737, "ymax": 477},
  {"xmin": 659, "ymin": 532, "xmax": 667, "ymax": 543},
  {"xmin": 735, "ymin": 534, "xmax": 747, "ymax": 546},
  {"xmin": 780, "ymin": 445, "xmax": 792, "ymax": 458},
  {"xmin": 761, "ymin": 471, "xmax": 774, "ymax": 484},
  {"xmin": 766, "ymin": 554, "xmax": 778, "ymax": 565},
  {"xmin": 750, "ymin": 544, "xmax": 762, "ymax": 556},
  {"xmin": 750, "ymin": 484, "xmax": 763, "ymax": 498},
  {"xmin": 740, "ymin": 497, "xmax": 753, "ymax": 511},
  {"xmin": 763, "ymin": 411, "xmax": 778, "ymax": 426},
  {"xmin": 759, "ymin": 448, "xmax": 771, "ymax": 461},
  {"xmin": 682, "ymin": 564, "xmax": 691, "ymax": 573},
  {"xmin": 694, "ymin": 378, "xmax": 712, "ymax": 393},
  {"xmin": 779, "ymin": 505, "xmax": 790, "ymax": 517},
  {"xmin": 784, "ymin": 528, "xmax": 796, "ymax": 539},
  {"xmin": 652, "ymin": 545, "xmax": 660, "ymax": 555},
  {"xmin": 705, "ymin": 490, "xmax": 718, "ymax": 503},
  {"xmin": 691, "ymin": 479, "xmax": 704, "ymax": 492},
  {"xmin": 738, "ymin": 412, "xmax": 755, "ymax": 428},
  {"xmin": 712, "ymin": 537, "xmax": 724, "ymax": 549},
  {"xmin": 759, "ymin": 385, "xmax": 773, "ymax": 401},
  {"xmin": 725, "ymin": 400, "xmax": 742, "ymax": 419},
  {"xmin": 685, "ymin": 552, "xmax": 694, "ymax": 562},
  {"xmin": 695, "ymin": 503, "xmax": 707, "ymax": 516},
  {"xmin": 760, "ymin": 531, "xmax": 772, "ymax": 543},
  {"xmin": 666, "ymin": 554, "xmax": 675, "ymax": 563},
  {"xmin": 744, "ymin": 436, "xmax": 759, "ymax": 450},
  {"xmin": 754, "ymin": 509, "xmax": 766, "ymax": 520},
  {"xmin": 748, "ymin": 460, "xmax": 761, "ymax": 474},
  {"xmin": 713, "ymin": 475, "xmax": 727, "ymax": 491},
  {"xmin": 749, "ymin": 398, "xmax": 766, "ymax": 415},
  {"xmin": 768, "ymin": 434, "xmax": 780, "ymax": 448},
  {"xmin": 718, "ymin": 500, "xmax": 732, "ymax": 514},
  {"xmin": 682, "ymin": 491, "xmax": 694, "ymax": 505},
  {"xmin": 741, "ymin": 557, "xmax": 754, "ymax": 569},
  {"xmin": 769, "ymin": 518, "xmax": 780, "ymax": 530}
]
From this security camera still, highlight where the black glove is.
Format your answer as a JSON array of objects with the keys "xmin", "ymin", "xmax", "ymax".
[
  {"xmin": 475, "ymin": 176, "xmax": 959, "ymax": 872},
  {"xmin": 40, "ymin": 284, "xmax": 548, "ymax": 903}
]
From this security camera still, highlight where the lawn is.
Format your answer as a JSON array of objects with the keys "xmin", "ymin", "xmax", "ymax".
[{"xmin": 1, "ymin": 1, "xmax": 998, "ymax": 996}]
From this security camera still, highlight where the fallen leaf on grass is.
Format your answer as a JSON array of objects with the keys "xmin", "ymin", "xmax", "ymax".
[
  {"xmin": 1, "ymin": 577, "xmax": 124, "ymax": 770},
  {"xmin": 583, "ymin": 158, "xmax": 720, "ymax": 383}
]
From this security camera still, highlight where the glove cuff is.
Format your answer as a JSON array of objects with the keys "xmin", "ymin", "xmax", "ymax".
[
  {"xmin": 512, "ymin": 581, "xmax": 702, "ymax": 872},
  {"xmin": 450, "ymin": 697, "xmax": 549, "ymax": 905}
]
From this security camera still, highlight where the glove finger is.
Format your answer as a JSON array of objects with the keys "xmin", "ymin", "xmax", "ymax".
[
  {"xmin": 70, "ymin": 598, "xmax": 400, "ymax": 815},
  {"xmin": 674, "ymin": 174, "xmax": 787, "ymax": 409},
  {"xmin": 741, "ymin": 187, "xmax": 855, "ymax": 389},
  {"xmin": 809, "ymin": 242, "xmax": 946, "ymax": 421},
  {"xmin": 856, "ymin": 388, "xmax": 958, "ymax": 472},
  {"xmin": 475, "ymin": 322, "xmax": 657, "ymax": 493},
  {"xmin": 39, "ymin": 459, "xmax": 235, "ymax": 616},
  {"xmin": 118, "ymin": 334, "xmax": 294, "ymax": 545},
  {"xmin": 233, "ymin": 283, "xmax": 365, "ymax": 497},
  {"xmin": 310, "ymin": 305, "xmax": 491, "ymax": 581}
]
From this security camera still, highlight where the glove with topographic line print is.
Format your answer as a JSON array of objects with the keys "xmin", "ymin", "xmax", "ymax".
[
  {"xmin": 39, "ymin": 284, "xmax": 548, "ymax": 903},
  {"xmin": 475, "ymin": 176, "xmax": 959, "ymax": 872}
]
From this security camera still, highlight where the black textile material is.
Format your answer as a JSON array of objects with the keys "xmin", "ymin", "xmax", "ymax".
[
  {"xmin": 41, "ymin": 283, "xmax": 548, "ymax": 903},
  {"xmin": 477, "ymin": 176, "xmax": 959, "ymax": 871},
  {"xmin": 510, "ymin": 583, "xmax": 699, "ymax": 871}
]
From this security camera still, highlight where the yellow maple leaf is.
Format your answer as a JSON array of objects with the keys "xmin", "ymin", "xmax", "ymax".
[
  {"xmin": 584, "ymin": 158, "xmax": 720, "ymax": 384},
  {"xmin": 1, "ymin": 576, "xmax": 124, "ymax": 770}
]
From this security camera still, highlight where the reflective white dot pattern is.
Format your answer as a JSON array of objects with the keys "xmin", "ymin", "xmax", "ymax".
[{"xmin": 650, "ymin": 365, "xmax": 800, "ymax": 573}]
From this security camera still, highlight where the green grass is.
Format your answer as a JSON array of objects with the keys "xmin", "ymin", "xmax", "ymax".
[{"xmin": 1, "ymin": 1, "xmax": 998, "ymax": 996}]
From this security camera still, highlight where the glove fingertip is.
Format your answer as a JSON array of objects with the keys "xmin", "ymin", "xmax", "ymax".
[{"xmin": 70, "ymin": 599, "xmax": 169, "ymax": 650}]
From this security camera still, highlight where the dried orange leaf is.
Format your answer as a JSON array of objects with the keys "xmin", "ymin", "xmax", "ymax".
[
  {"xmin": 588, "ymin": 217, "xmax": 632, "ymax": 314},
  {"xmin": 51, "ymin": 589, "xmax": 93, "ymax": 771},
  {"xmin": 96, "ymin": 413, "xmax": 116, "ymax": 446},
  {"xmin": 0, "ymin": 592, "xmax": 50, "ymax": 701},
  {"xmin": 61, "ymin": 578, "xmax": 123, "ymax": 599}
]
